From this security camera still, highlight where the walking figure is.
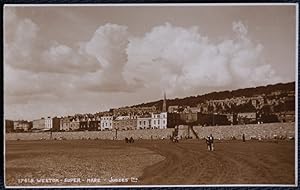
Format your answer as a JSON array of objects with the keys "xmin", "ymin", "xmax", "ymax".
[
  {"xmin": 205, "ymin": 136, "xmax": 211, "ymax": 151},
  {"xmin": 242, "ymin": 134, "xmax": 245, "ymax": 142},
  {"xmin": 174, "ymin": 136, "xmax": 179, "ymax": 143},
  {"xmin": 206, "ymin": 134, "xmax": 214, "ymax": 151},
  {"xmin": 209, "ymin": 134, "xmax": 214, "ymax": 151}
]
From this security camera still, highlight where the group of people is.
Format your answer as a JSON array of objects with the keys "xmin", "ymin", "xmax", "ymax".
[
  {"xmin": 125, "ymin": 137, "xmax": 134, "ymax": 143},
  {"xmin": 170, "ymin": 135, "xmax": 179, "ymax": 143},
  {"xmin": 205, "ymin": 134, "xmax": 214, "ymax": 151}
]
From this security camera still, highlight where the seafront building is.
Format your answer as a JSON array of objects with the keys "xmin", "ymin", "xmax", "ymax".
[
  {"xmin": 100, "ymin": 116, "xmax": 113, "ymax": 131},
  {"xmin": 112, "ymin": 115, "xmax": 137, "ymax": 130},
  {"xmin": 13, "ymin": 120, "xmax": 31, "ymax": 132},
  {"xmin": 5, "ymin": 120, "xmax": 14, "ymax": 133},
  {"xmin": 45, "ymin": 117, "xmax": 53, "ymax": 130},
  {"xmin": 151, "ymin": 112, "xmax": 167, "ymax": 129},
  {"xmin": 69, "ymin": 117, "xmax": 80, "ymax": 131},
  {"xmin": 32, "ymin": 118, "xmax": 46, "ymax": 130},
  {"xmin": 60, "ymin": 117, "xmax": 71, "ymax": 131},
  {"xmin": 137, "ymin": 116, "xmax": 152, "ymax": 129}
]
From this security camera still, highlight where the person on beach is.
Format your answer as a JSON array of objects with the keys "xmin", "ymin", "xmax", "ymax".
[
  {"xmin": 129, "ymin": 137, "xmax": 134, "ymax": 143},
  {"xmin": 242, "ymin": 133, "xmax": 246, "ymax": 142},
  {"xmin": 209, "ymin": 134, "xmax": 214, "ymax": 151},
  {"xmin": 206, "ymin": 136, "xmax": 211, "ymax": 151}
]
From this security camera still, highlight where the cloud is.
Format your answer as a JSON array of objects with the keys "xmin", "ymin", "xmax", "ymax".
[
  {"xmin": 78, "ymin": 23, "xmax": 143, "ymax": 92},
  {"xmin": 232, "ymin": 20, "xmax": 248, "ymax": 38},
  {"xmin": 5, "ymin": 9, "xmax": 100, "ymax": 74},
  {"xmin": 4, "ymin": 64, "xmax": 78, "ymax": 104},
  {"xmin": 41, "ymin": 42, "xmax": 100, "ymax": 74},
  {"xmin": 85, "ymin": 23, "xmax": 129, "ymax": 67},
  {"xmin": 5, "ymin": 8, "xmax": 281, "ymax": 97},
  {"xmin": 4, "ymin": 9, "xmax": 284, "ymax": 120},
  {"xmin": 125, "ymin": 22, "xmax": 282, "ymax": 97}
]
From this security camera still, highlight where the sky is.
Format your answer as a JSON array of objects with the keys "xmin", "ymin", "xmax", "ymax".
[{"xmin": 4, "ymin": 5, "xmax": 297, "ymax": 120}]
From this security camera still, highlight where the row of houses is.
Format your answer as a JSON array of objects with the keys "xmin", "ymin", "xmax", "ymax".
[
  {"xmin": 5, "ymin": 120, "xmax": 32, "ymax": 132},
  {"xmin": 24, "ymin": 112, "xmax": 168, "ymax": 132},
  {"xmin": 5, "ymin": 110, "xmax": 295, "ymax": 133},
  {"xmin": 168, "ymin": 111, "xmax": 295, "ymax": 127}
]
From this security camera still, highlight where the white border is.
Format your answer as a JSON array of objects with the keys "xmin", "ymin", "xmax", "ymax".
[
  {"xmin": 3, "ymin": 5, "xmax": 7, "ymax": 189},
  {"xmin": 3, "ymin": 3, "xmax": 298, "ymax": 188},
  {"xmin": 295, "ymin": 2, "xmax": 299, "ymax": 187},
  {"xmin": 3, "ymin": 3, "xmax": 298, "ymax": 6}
]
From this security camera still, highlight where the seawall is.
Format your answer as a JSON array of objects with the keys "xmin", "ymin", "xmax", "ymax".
[
  {"xmin": 192, "ymin": 122, "xmax": 295, "ymax": 140},
  {"xmin": 5, "ymin": 128, "xmax": 174, "ymax": 141},
  {"xmin": 5, "ymin": 122, "xmax": 295, "ymax": 141}
]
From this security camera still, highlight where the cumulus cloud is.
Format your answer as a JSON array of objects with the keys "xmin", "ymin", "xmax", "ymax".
[
  {"xmin": 125, "ymin": 22, "xmax": 281, "ymax": 97},
  {"xmin": 5, "ymin": 9, "xmax": 100, "ymax": 74},
  {"xmin": 85, "ymin": 23, "xmax": 129, "ymax": 68},
  {"xmin": 79, "ymin": 23, "xmax": 143, "ymax": 92},
  {"xmin": 5, "ymin": 9, "xmax": 280, "ymax": 98},
  {"xmin": 41, "ymin": 42, "xmax": 100, "ymax": 73}
]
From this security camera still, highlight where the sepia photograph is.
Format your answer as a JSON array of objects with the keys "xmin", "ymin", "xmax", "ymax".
[{"xmin": 3, "ymin": 3, "xmax": 298, "ymax": 187}]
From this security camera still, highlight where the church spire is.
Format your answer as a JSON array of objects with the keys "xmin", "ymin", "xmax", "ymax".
[{"xmin": 162, "ymin": 91, "xmax": 167, "ymax": 112}]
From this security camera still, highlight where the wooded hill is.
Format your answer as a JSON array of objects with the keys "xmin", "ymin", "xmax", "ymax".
[{"xmin": 131, "ymin": 82, "xmax": 295, "ymax": 110}]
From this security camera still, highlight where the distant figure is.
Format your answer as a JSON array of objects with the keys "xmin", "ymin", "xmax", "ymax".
[
  {"xmin": 242, "ymin": 134, "xmax": 245, "ymax": 142},
  {"xmin": 205, "ymin": 136, "xmax": 211, "ymax": 151},
  {"xmin": 210, "ymin": 134, "xmax": 214, "ymax": 151},
  {"xmin": 210, "ymin": 134, "xmax": 215, "ymax": 151},
  {"xmin": 171, "ymin": 135, "xmax": 179, "ymax": 143},
  {"xmin": 125, "ymin": 137, "xmax": 129, "ymax": 143},
  {"xmin": 129, "ymin": 137, "xmax": 134, "ymax": 143}
]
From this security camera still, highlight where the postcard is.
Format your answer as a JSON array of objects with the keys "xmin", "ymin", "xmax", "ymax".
[{"xmin": 3, "ymin": 3, "xmax": 298, "ymax": 188}]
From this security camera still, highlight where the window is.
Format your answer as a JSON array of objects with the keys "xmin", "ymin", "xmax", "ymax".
[
  {"xmin": 154, "ymin": 120, "xmax": 156, "ymax": 124},
  {"xmin": 144, "ymin": 121, "xmax": 146, "ymax": 125},
  {"xmin": 158, "ymin": 120, "xmax": 160, "ymax": 124},
  {"xmin": 140, "ymin": 121, "xmax": 142, "ymax": 125}
]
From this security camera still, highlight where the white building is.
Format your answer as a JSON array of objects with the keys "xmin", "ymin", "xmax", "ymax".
[
  {"xmin": 151, "ymin": 112, "xmax": 167, "ymax": 129},
  {"xmin": 45, "ymin": 116, "xmax": 53, "ymax": 130},
  {"xmin": 100, "ymin": 116, "xmax": 113, "ymax": 131},
  {"xmin": 137, "ymin": 117, "xmax": 151, "ymax": 129}
]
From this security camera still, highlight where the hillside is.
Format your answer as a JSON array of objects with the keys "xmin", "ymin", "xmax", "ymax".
[{"xmin": 131, "ymin": 82, "xmax": 295, "ymax": 110}]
